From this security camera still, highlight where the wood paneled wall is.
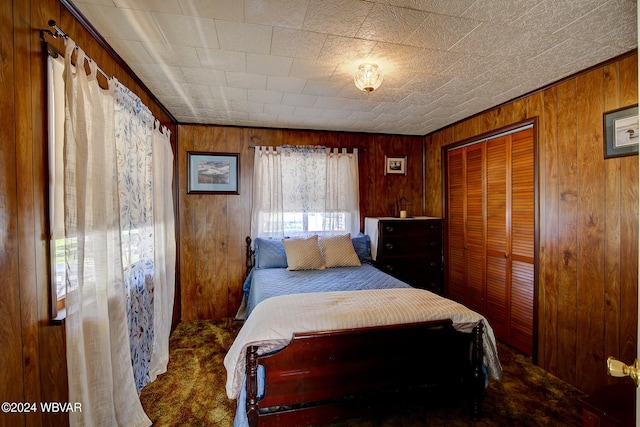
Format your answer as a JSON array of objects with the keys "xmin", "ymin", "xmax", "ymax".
[
  {"xmin": 1, "ymin": 1, "xmax": 176, "ymax": 426},
  {"xmin": 424, "ymin": 53, "xmax": 638, "ymax": 395},
  {"xmin": 177, "ymin": 125, "xmax": 424, "ymax": 320}
]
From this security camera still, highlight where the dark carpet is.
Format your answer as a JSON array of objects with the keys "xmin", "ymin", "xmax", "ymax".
[{"xmin": 140, "ymin": 318, "xmax": 586, "ymax": 426}]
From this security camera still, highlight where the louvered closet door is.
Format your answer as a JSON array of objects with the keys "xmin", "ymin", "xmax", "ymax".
[
  {"xmin": 485, "ymin": 136, "xmax": 509, "ymax": 342},
  {"xmin": 508, "ymin": 129, "xmax": 535, "ymax": 355},
  {"xmin": 446, "ymin": 144, "xmax": 485, "ymax": 313},
  {"xmin": 445, "ymin": 127, "xmax": 535, "ymax": 355},
  {"xmin": 446, "ymin": 149, "xmax": 466, "ymax": 304},
  {"xmin": 464, "ymin": 144, "xmax": 486, "ymax": 314}
]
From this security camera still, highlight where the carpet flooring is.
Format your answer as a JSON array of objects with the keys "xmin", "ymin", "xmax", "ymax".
[{"xmin": 140, "ymin": 318, "xmax": 586, "ymax": 426}]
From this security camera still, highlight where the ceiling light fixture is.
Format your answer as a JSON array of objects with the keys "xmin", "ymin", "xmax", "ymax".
[{"xmin": 354, "ymin": 63, "xmax": 383, "ymax": 93}]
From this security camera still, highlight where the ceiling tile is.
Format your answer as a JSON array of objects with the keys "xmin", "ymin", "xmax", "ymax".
[
  {"xmin": 248, "ymin": 89, "xmax": 284, "ymax": 104},
  {"xmin": 247, "ymin": 53, "xmax": 293, "ymax": 76},
  {"xmin": 405, "ymin": 14, "xmax": 480, "ymax": 50},
  {"xmin": 302, "ymin": 80, "xmax": 348, "ymax": 97},
  {"xmin": 303, "ymin": 0, "xmax": 373, "ymax": 37},
  {"xmin": 271, "ymin": 28, "xmax": 327, "ymax": 59},
  {"xmin": 208, "ymin": 86, "xmax": 248, "ymax": 102},
  {"xmin": 181, "ymin": 67, "xmax": 226, "ymax": 85},
  {"xmin": 461, "ymin": 0, "xmax": 543, "ymax": 23},
  {"xmin": 215, "ymin": 20, "xmax": 272, "ymax": 53},
  {"xmin": 74, "ymin": 3, "xmax": 165, "ymax": 42},
  {"xmin": 356, "ymin": 4, "xmax": 429, "ymax": 44},
  {"xmin": 196, "ymin": 48, "xmax": 246, "ymax": 72},
  {"xmin": 226, "ymin": 72, "xmax": 268, "ymax": 90},
  {"xmin": 231, "ymin": 100, "xmax": 264, "ymax": 114},
  {"xmin": 153, "ymin": 13, "xmax": 218, "ymax": 48},
  {"xmin": 264, "ymin": 104, "xmax": 296, "ymax": 115},
  {"xmin": 289, "ymin": 59, "xmax": 338, "ymax": 80},
  {"xmin": 553, "ymin": 0, "xmax": 637, "ymax": 49},
  {"xmin": 245, "ymin": 0, "xmax": 309, "ymax": 28},
  {"xmin": 317, "ymin": 36, "xmax": 377, "ymax": 63},
  {"xmin": 177, "ymin": 0, "xmax": 244, "ymax": 21},
  {"xmin": 113, "ymin": 0, "xmax": 182, "ymax": 13},
  {"xmin": 282, "ymin": 93, "xmax": 317, "ymax": 107},
  {"xmin": 106, "ymin": 38, "xmax": 155, "ymax": 64},
  {"xmin": 384, "ymin": 0, "xmax": 478, "ymax": 16},
  {"xmin": 143, "ymin": 42, "xmax": 201, "ymax": 67},
  {"xmin": 128, "ymin": 63, "xmax": 187, "ymax": 83},
  {"xmin": 266, "ymin": 76, "xmax": 308, "ymax": 93},
  {"xmin": 511, "ymin": 0, "xmax": 605, "ymax": 33}
]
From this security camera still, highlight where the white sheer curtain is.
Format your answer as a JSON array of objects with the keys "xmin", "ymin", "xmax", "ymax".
[
  {"xmin": 251, "ymin": 145, "xmax": 359, "ymax": 238},
  {"xmin": 149, "ymin": 122, "xmax": 176, "ymax": 382},
  {"xmin": 63, "ymin": 39, "xmax": 151, "ymax": 427}
]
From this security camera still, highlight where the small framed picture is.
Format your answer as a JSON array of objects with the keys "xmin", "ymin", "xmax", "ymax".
[
  {"xmin": 604, "ymin": 105, "xmax": 639, "ymax": 159},
  {"xmin": 187, "ymin": 151, "xmax": 240, "ymax": 194},
  {"xmin": 384, "ymin": 155, "xmax": 407, "ymax": 175}
]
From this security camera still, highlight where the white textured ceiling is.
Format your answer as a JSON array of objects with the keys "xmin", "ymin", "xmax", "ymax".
[{"xmin": 70, "ymin": 0, "xmax": 637, "ymax": 136}]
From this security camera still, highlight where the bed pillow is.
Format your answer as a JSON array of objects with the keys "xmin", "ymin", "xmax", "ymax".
[
  {"xmin": 320, "ymin": 233, "xmax": 361, "ymax": 268},
  {"xmin": 254, "ymin": 238, "xmax": 288, "ymax": 269},
  {"xmin": 351, "ymin": 233, "xmax": 372, "ymax": 264},
  {"xmin": 282, "ymin": 235, "xmax": 326, "ymax": 271}
]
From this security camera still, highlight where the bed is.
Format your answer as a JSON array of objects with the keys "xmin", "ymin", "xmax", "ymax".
[{"xmin": 225, "ymin": 234, "xmax": 502, "ymax": 427}]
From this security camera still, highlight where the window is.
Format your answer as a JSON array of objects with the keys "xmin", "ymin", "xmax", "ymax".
[
  {"xmin": 251, "ymin": 145, "xmax": 360, "ymax": 238},
  {"xmin": 47, "ymin": 52, "xmax": 66, "ymax": 317}
]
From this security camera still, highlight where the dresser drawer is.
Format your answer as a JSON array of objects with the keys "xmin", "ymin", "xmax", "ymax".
[
  {"xmin": 378, "ymin": 234, "xmax": 441, "ymax": 256},
  {"xmin": 377, "ymin": 256, "xmax": 443, "ymax": 293},
  {"xmin": 377, "ymin": 256, "xmax": 442, "ymax": 275},
  {"xmin": 378, "ymin": 220, "xmax": 442, "ymax": 238}
]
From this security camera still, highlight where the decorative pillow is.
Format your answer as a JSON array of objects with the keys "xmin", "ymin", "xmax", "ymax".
[
  {"xmin": 282, "ymin": 235, "xmax": 326, "ymax": 271},
  {"xmin": 319, "ymin": 233, "xmax": 361, "ymax": 268},
  {"xmin": 254, "ymin": 238, "xmax": 287, "ymax": 269},
  {"xmin": 351, "ymin": 233, "xmax": 372, "ymax": 264}
]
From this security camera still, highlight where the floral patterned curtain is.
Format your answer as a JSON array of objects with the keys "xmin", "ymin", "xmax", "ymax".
[{"xmin": 113, "ymin": 80, "xmax": 156, "ymax": 393}]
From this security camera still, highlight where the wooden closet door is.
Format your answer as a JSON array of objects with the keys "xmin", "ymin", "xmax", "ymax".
[
  {"xmin": 464, "ymin": 143, "xmax": 486, "ymax": 314},
  {"xmin": 445, "ymin": 127, "xmax": 535, "ymax": 355},
  {"xmin": 446, "ymin": 143, "xmax": 485, "ymax": 313},
  {"xmin": 509, "ymin": 129, "xmax": 535, "ymax": 355},
  {"xmin": 485, "ymin": 136, "xmax": 509, "ymax": 342},
  {"xmin": 446, "ymin": 149, "xmax": 466, "ymax": 304}
]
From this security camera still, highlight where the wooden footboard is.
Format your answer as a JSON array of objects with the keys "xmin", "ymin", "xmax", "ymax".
[{"xmin": 245, "ymin": 319, "xmax": 486, "ymax": 427}]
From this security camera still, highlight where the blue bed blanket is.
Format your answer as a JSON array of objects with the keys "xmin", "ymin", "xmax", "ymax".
[{"xmin": 243, "ymin": 264, "xmax": 412, "ymax": 318}]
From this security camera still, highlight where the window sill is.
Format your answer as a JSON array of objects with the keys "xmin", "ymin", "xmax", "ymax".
[{"xmin": 51, "ymin": 307, "xmax": 66, "ymax": 325}]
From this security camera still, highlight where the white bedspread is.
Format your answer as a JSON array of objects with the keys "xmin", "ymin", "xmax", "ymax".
[{"xmin": 224, "ymin": 288, "xmax": 503, "ymax": 399}]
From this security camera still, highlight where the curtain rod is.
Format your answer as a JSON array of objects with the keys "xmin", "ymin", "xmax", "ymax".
[
  {"xmin": 249, "ymin": 145, "xmax": 366, "ymax": 152},
  {"xmin": 44, "ymin": 19, "xmax": 110, "ymax": 81}
]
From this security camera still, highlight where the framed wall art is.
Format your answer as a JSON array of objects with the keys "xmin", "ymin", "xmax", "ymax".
[
  {"xmin": 604, "ymin": 105, "xmax": 639, "ymax": 159},
  {"xmin": 187, "ymin": 151, "xmax": 240, "ymax": 194},
  {"xmin": 384, "ymin": 155, "xmax": 407, "ymax": 175}
]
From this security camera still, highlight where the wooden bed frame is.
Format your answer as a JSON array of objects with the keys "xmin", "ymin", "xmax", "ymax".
[{"xmin": 243, "ymin": 237, "xmax": 486, "ymax": 427}]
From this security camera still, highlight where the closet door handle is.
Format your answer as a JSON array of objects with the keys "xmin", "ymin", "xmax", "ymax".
[{"xmin": 505, "ymin": 253, "xmax": 510, "ymax": 258}]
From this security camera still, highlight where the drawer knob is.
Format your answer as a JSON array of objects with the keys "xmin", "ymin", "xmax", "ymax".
[
  {"xmin": 384, "ymin": 225, "xmax": 394, "ymax": 232},
  {"xmin": 385, "ymin": 264, "xmax": 394, "ymax": 271},
  {"xmin": 385, "ymin": 243, "xmax": 394, "ymax": 250}
]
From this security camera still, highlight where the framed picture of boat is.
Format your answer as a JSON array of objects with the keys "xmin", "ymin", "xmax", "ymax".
[
  {"xmin": 187, "ymin": 152, "xmax": 240, "ymax": 194},
  {"xmin": 604, "ymin": 105, "xmax": 639, "ymax": 159}
]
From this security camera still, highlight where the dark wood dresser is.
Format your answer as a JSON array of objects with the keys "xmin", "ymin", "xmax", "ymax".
[{"xmin": 364, "ymin": 216, "xmax": 444, "ymax": 295}]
